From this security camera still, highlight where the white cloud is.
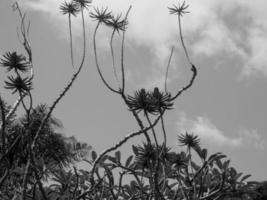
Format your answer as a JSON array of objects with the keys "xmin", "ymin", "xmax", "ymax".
[
  {"xmin": 20, "ymin": 0, "xmax": 267, "ymax": 77},
  {"xmin": 176, "ymin": 112, "xmax": 266, "ymax": 150},
  {"xmin": 238, "ymin": 129, "xmax": 266, "ymax": 150},
  {"xmin": 242, "ymin": 30, "xmax": 267, "ymax": 76}
]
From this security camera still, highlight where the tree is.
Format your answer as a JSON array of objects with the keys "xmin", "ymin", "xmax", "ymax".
[{"xmin": 0, "ymin": 0, "xmax": 263, "ymax": 200}]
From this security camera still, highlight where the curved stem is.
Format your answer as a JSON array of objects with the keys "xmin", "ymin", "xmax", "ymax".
[
  {"xmin": 110, "ymin": 29, "xmax": 120, "ymax": 86},
  {"xmin": 68, "ymin": 13, "xmax": 75, "ymax": 69},
  {"xmin": 178, "ymin": 14, "xmax": 192, "ymax": 65},
  {"xmin": 0, "ymin": 96, "xmax": 6, "ymax": 154},
  {"xmin": 0, "ymin": 169, "xmax": 8, "ymax": 188},
  {"xmin": 159, "ymin": 110, "xmax": 167, "ymax": 149},
  {"xmin": 131, "ymin": 110, "xmax": 151, "ymax": 144},
  {"xmin": 121, "ymin": 93, "xmax": 151, "ymax": 144},
  {"xmin": 145, "ymin": 112, "xmax": 159, "ymax": 148},
  {"xmin": 164, "ymin": 46, "xmax": 174, "ymax": 93},
  {"xmin": 121, "ymin": 6, "xmax": 132, "ymax": 94},
  {"xmin": 170, "ymin": 12, "xmax": 197, "ymax": 101},
  {"xmin": 93, "ymin": 22, "xmax": 120, "ymax": 94},
  {"xmin": 19, "ymin": 92, "xmax": 29, "ymax": 114},
  {"xmin": 170, "ymin": 63, "xmax": 197, "ymax": 101}
]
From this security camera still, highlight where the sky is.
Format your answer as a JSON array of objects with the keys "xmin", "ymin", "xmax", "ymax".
[{"xmin": 0, "ymin": 0, "xmax": 267, "ymax": 181}]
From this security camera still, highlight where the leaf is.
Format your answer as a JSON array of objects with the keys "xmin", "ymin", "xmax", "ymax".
[
  {"xmin": 91, "ymin": 150, "xmax": 97, "ymax": 161},
  {"xmin": 208, "ymin": 152, "xmax": 221, "ymax": 162},
  {"xmin": 215, "ymin": 158, "xmax": 223, "ymax": 170},
  {"xmin": 208, "ymin": 152, "xmax": 226, "ymax": 164},
  {"xmin": 223, "ymin": 160, "xmax": 230, "ymax": 170},
  {"xmin": 230, "ymin": 167, "xmax": 237, "ymax": 177},
  {"xmin": 240, "ymin": 174, "xmax": 251, "ymax": 182},
  {"xmin": 125, "ymin": 155, "xmax": 133, "ymax": 167},
  {"xmin": 132, "ymin": 145, "xmax": 138, "ymax": 155},
  {"xmin": 202, "ymin": 148, "xmax": 207, "ymax": 160},
  {"xmin": 100, "ymin": 155, "xmax": 108, "ymax": 163},
  {"xmin": 108, "ymin": 155, "xmax": 117, "ymax": 163},
  {"xmin": 233, "ymin": 172, "xmax": 242, "ymax": 182},
  {"xmin": 193, "ymin": 146, "xmax": 202, "ymax": 158},
  {"xmin": 191, "ymin": 161, "xmax": 200, "ymax": 171},
  {"xmin": 115, "ymin": 151, "xmax": 121, "ymax": 163}
]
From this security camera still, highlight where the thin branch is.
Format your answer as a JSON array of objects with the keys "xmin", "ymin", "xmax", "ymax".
[
  {"xmin": 164, "ymin": 46, "xmax": 174, "ymax": 93},
  {"xmin": 170, "ymin": 64, "xmax": 197, "ymax": 101},
  {"xmin": 110, "ymin": 29, "xmax": 120, "ymax": 86},
  {"xmin": 178, "ymin": 13, "xmax": 192, "ymax": 65},
  {"xmin": 131, "ymin": 109, "xmax": 152, "ymax": 144},
  {"xmin": 145, "ymin": 111, "xmax": 159, "ymax": 148},
  {"xmin": 160, "ymin": 111, "xmax": 167, "ymax": 148},
  {"xmin": 170, "ymin": 7, "xmax": 197, "ymax": 101},
  {"xmin": 68, "ymin": 13, "xmax": 75, "ymax": 69},
  {"xmin": 0, "ymin": 96, "xmax": 6, "ymax": 153},
  {"xmin": 93, "ymin": 22, "xmax": 120, "ymax": 94},
  {"xmin": 0, "ymin": 169, "xmax": 9, "ymax": 188},
  {"xmin": 116, "ymin": 172, "xmax": 125, "ymax": 199},
  {"xmin": 121, "ymin": 93, "xmax": 151, "ymax": 144},
  {"xmin": 121, "ymin": 6, "xmax": 132, "ymax": 94}
]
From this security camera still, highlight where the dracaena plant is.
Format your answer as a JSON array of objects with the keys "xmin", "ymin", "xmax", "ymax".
[{"xmin": 0, "ymin": 1, "xmax": 262, "ymax": 200}]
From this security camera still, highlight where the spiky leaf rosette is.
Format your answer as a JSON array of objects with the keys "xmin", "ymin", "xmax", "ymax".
[
  {"xmin": 0, "ymin": 51, "xmax": 29, "ymax": 73},
  {"xmin": 149, "ymin": 87, "xmax": 173, "ymax": 112},
  {"xmin": 5, "ymin": 75, "xmax": 32, "ymax": 94},
  {"xmin": 73, "ymin": 0, "xmax": 91, "ymax": 9},
  {"xmin": 106, "ymin": 13, "xmax": 128, "ymax": 33},
  {"xmin": 168, "ymin": 1, "xmax": 190, "ymax": 16},
  {"xmin": 60, "ymin": 1, "xmax": 80, "ymax": 16},
  {"xmin": 90, "ymin": 7, "xmax": 112, "ymax": 24},
  {"xmin": 127, "ymin": 88, "xmax": 156, "ymax": 114},
  {"xmin": 178, "ymin": 132, "xmax": 200, "ymax": 150},
  {"xmin": 127, "ymin": 88, "xmax": 173, "ymax": 115},
  {"xmin": 133, "ymin": 143, "xmax": 158, "ymax": 169}
]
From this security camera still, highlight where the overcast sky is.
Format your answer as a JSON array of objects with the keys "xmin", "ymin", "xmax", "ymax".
[{"xmin": 1, "ymin": 0, "xmax": 267, "ymax": 181}]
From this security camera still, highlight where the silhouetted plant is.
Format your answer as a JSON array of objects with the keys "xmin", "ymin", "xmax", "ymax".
[
  {"xmin": 5, "ymin": 76, "xmax": 33, "ymax": 95},
  {"xmin": 60, "ymin": 1, "xmax": 79, "ymax": 16},
  {"xmin": 0, "ymin": 1, "xmax": 263, "ymax": 200},
  {"xmin": 0, "ymin": 51, "xmax": 29, "ymax": 73}
]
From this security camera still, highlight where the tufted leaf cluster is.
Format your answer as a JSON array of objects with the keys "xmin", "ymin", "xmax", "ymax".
[{"xmin": 127, "ymin": 87, "xmax": 173, "ymax": 115}]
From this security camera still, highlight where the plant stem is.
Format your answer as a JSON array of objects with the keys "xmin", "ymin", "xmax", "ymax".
[{"xmin": 110, "ymin": 29, "xmax": 120, "ymax": 86}]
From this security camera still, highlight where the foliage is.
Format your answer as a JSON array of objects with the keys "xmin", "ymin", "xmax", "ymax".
[{"xmin": 0, "ymin": 1, "xmax": 265, "ymax": 200}]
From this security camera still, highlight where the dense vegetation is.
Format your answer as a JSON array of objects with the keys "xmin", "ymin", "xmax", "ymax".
[{"xmin": 0, "ymin": 0, "xmax": 266, "ymax": 199}]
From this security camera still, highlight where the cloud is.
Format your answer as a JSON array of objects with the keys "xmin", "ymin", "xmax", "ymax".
[
  {"xmin": 20, "ymin": 0, "xmax": 267, "ymax": 77},
  {"xmin": 176, "ymin": 112, "xmax": 266, "ymax": 150}
]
